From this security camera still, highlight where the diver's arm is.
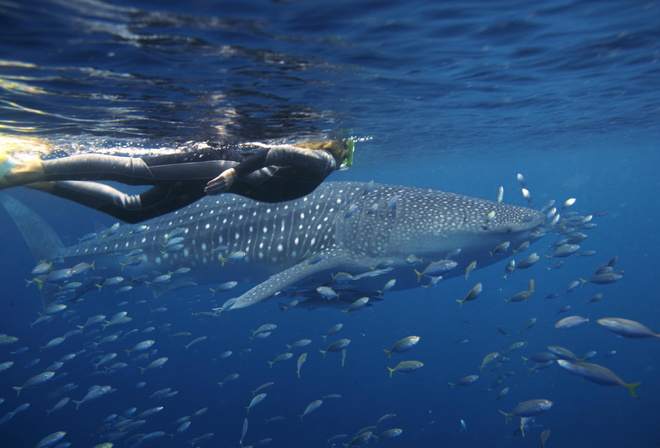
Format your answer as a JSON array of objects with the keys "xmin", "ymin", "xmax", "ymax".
[
  {"xmin": 204, "ymin": 146, "xmax": 335, "ymax": 195},
  {"xmin": 204, "ymin": 150, "xmax": 268, "ymax": 195},
  {"xmin": 232, "ymin": 149, "xmax": 269, "ymax": 177}
]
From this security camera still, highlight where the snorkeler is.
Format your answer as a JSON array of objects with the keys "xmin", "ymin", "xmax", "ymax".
[{"xmin": 0, "ymin": 139, "xmax": 354, "ymax": 223}]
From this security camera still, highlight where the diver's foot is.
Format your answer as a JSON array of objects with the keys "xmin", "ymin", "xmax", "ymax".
[
  {"xmin": 0, "ymin": 158, "xmax": 45, "ymax": 189},
  {"xmin": 0, "ymin": 152, "xmax": 20, "ymax": 188}
]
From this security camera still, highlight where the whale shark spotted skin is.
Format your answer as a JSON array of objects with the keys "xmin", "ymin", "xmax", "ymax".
[{"xmin": 1, "ymin": 182, "xmax": 545, "ymax": 310}]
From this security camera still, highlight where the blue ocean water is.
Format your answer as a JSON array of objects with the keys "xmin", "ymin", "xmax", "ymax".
[{"xmin": 1, "ymin": 1, "xmax": 659, "ymax": 447}]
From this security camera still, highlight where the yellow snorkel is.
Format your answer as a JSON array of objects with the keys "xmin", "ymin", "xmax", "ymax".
[{"xmin": 339, "ymin": 139, "xmax": 354, "ymax": 170}]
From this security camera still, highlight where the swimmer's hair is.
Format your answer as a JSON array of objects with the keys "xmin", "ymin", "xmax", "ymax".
[{"xmin": 297, "ymin": 140, "xmax": 348, "ymax": 166}]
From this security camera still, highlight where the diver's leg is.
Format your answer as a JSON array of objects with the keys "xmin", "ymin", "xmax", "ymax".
[
  {"xmin": 42, "ymin": 155, "xmax": 156, "ymax": 184},
  {"xmin": 27, "ymin": 181, "xmax": 204, "ymax": 223},
  {"xmin": 0, "ymin": 154, "xmax": 156, "ymax": 189},
  {"xmin": 0, "ymin": 158, "xmax": 44, "ymax": 188},
  {"xmin": 26, "ymin": 181, "xmax": 147, "ymax": 222},
  {"xmin": 135, "ymin": 185, "xmax": 205, "ymax": 218},
  {"xmin": 2, "ymin": 154, "xmax": 237, "ymax": 189}
]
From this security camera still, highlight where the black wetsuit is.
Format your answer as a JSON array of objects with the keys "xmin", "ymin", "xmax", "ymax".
[{"xmin": 39, "ymin": 145, "xmax": 337, "ymax": 223}]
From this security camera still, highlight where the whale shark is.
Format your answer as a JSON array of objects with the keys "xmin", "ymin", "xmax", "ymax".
[{"xmin": 1, "ymin": 182, "xmax": 545, "ymax": 310}]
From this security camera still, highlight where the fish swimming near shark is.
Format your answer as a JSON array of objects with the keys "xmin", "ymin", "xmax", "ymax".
[{"xmin": 0, "ymin": 182, "xmax": 546, "ymax": 311}]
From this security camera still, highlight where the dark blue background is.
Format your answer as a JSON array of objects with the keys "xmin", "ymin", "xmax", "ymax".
[{"xmin": 0, "ymin": 1, "xmax": 658, "ymax": 447}]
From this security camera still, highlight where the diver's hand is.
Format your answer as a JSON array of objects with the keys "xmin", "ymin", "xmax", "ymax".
[{"xmin": 205, "ymin": 168, "xmax": 237, "ymax": 195}]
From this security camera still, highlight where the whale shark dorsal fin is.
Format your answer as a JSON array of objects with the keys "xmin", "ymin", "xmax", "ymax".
[{"xmin": 230, "ymin": 248, "xmax": 355, "ymax": 309}]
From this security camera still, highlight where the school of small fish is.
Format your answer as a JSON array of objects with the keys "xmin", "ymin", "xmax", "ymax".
[{"xmin": 1, "ymin": 174, "xmax": 648, "ymax": 448}]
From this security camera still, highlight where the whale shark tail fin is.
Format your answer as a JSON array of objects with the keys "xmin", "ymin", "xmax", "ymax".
[
  {"xmin": 0, "ymin": 193, "xmax": 64, "ymax": 261},
  {"xmin": 0, "ymin": 193, "xmax": 65, "ymax": 308}
]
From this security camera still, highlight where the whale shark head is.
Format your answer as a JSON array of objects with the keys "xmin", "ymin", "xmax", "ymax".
[{"xmin": 385, "ymin": 186, "xmax": 544, "ymax": 262}]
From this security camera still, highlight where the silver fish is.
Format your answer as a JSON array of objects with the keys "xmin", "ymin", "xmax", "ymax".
[
  {"xmin": 557, "ymin": 360, "xmax": 642, "ymax": 398},
  {"xmin": 596, "ymin": 317, "xmax": 660, "ymax": 339},
  {"xmin": 554, "ymin": 315, "xmax": 589, "ymax": 330}
]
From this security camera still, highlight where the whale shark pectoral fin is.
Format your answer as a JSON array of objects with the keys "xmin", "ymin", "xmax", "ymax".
[{"xmin": 230, "ymin": 248, "xmax": 355, "ymax": 309}]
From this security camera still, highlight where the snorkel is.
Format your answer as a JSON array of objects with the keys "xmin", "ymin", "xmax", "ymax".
[{"xmin": 339, "ymin": 140, "xmax": 354, "ymax": 170}]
